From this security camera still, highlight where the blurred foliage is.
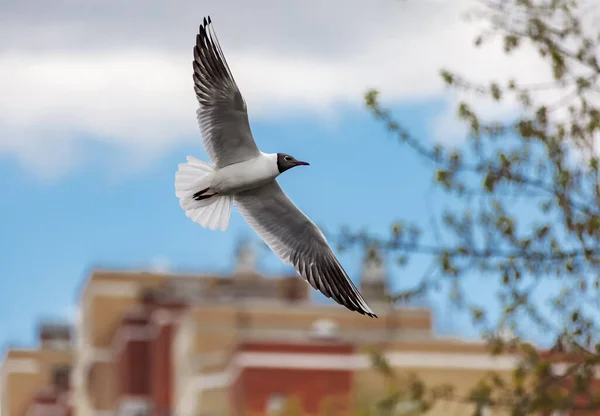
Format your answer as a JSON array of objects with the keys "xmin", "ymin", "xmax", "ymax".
[
  {"xmin": 340, "ymin": 0, "xmax": 600, "ymax": 414},
  {"xmin": 279, "ymin": 397, "xmax": 306, "ymax": 416}
]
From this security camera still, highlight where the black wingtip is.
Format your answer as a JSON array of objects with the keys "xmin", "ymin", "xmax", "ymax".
[
  {"xmin": 208, "ymin": 16, "xmax": 212, "ymax": 24},
  {"xmin": 362, "ymin": 310, "xmax": 378, "ymax": 319},
  {"xmin": 203, "ymin": 17, "xmax": 208, "ymax": 27}
]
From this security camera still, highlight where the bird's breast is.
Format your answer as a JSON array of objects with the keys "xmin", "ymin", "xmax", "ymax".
[{"xmin": 212, "ymin": 154, "xmax": 279, "ymax": 194}]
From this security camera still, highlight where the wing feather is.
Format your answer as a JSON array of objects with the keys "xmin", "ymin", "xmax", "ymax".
[
  {"xmin": 234, "ymin": 181, "xmax": 377, "ymax": 318},
  {"xmin": 193, "ymin": 17, "xmax": 260, "ymax": 167}
]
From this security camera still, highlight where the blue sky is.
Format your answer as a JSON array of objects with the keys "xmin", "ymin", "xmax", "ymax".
[
  {"xmin": 0, "ymin": 0, "xmax": 556, "ymax": 348},
  {"xmin": 0, "ymin": 98, "xmax": 498, "ymax": 348}
]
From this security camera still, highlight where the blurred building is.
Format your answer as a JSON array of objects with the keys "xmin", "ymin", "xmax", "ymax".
[
  {"xmin": 2, "ymin": 243, "xmax": 531, "ymax": 416},
  {"xmin": 0, "ymin": 323, "xmax": 72, "ymax": 416}
]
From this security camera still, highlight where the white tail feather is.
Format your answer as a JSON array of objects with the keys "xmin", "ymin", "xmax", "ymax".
[{"xmin": 175, "ymin": 156, "xmax": 233, "ymax": 232}]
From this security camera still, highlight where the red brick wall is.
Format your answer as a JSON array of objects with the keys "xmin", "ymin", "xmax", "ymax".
[
  {"xmin": 151, "ymin": 323, "xmax": 173, "ymax": 416},
  {"xmin": 238, "ymin": 367, "xmax": 351, "ymax": 415},
  {"xmin": 232, "ymin": 341, "xmax": 354, "ymax": 416},
  {"xmin": 117, "ymin": 337, "xmax": 151, "ymax": 396},
  {"xmin": 113, "ymin": 308, "xmax": 153, "ymax": 400}
]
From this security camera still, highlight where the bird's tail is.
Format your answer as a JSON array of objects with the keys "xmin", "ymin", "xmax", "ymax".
[{"xmin": 175, "ymin": 156, "xmax": 233, "ymax": 232}]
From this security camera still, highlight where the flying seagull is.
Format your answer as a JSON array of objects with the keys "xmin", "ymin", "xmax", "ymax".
[{"xmin": 175, "ymin": 17, "xmax": 376, "ymax": 318}]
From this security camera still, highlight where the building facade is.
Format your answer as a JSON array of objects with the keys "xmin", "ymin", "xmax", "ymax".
[
  {"xmin": 1, "ymin": 243, "xmax": 544, "ymax": 416},
  {"xmin": 0, "ymin": 324, "xmax": 72, "ymax": 416}
]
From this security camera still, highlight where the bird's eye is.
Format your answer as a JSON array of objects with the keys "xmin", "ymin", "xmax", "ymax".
[{"xmin": 284, "ymin": 156, "xmax": 292, "ymax": 161}]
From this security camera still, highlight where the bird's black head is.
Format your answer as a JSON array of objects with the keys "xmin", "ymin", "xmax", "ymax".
[{"xmin": 277, "ymin": 153, "xmax": 310, "ymax": 173}]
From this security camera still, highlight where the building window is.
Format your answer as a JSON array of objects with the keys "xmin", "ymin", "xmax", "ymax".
[
  {"xmin": 281, "ymin": 277, "xmax": 305, "ymax": 302},
  {"xmin": 52, "ymin": 364, "xmax": 71, "ymax": 391},
  {"xmin": 266, "ymin": 394, "xmax": 286, "ymax": 415}
]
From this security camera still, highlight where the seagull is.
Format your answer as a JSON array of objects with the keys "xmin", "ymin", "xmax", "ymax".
[{"xmin": 175, "ymin": 17, "xmax": 376, "ymax": 318}]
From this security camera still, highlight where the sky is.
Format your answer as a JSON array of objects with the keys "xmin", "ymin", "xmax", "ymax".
[{"xmin": 0, "ymin": 0, "xmax": 575, "ymax": 348}]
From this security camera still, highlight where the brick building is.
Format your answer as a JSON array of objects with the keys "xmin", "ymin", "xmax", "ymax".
[
  {"xmin": 0, "ymin": 323, "xmax": 72, "ymax": 416},
  {"xmin": 0, "ymin": 243, "xmax": 557, "ymax": 416}
]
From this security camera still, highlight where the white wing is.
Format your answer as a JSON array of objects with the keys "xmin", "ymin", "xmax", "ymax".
[
  {"xmin": 193, "ymin": 17, "xmax": 261, "ymax": 168},
  {"xmin": 234, "ymin": 181, "xmax": 377, "ymax": 318}
]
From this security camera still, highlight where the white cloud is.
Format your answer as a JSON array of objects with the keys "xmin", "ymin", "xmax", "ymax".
[{"xmin": 0, "ymin": 0, "xmax": 565, "ymax": 178}]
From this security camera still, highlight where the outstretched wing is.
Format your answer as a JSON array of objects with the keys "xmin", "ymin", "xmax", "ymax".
[
  {"xmin": 234, "ymin": 181, "xmax": 377, "ymax": 318},
  {"xmin": 193, "ymin": 17, "xmax": 260, "ymax": 167}
]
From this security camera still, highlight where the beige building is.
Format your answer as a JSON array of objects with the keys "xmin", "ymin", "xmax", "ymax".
[
  {"xmin": 2, "ymin": 243, "xmax": 525, "ymax": 416},
  {"xmin": 0, "ymin": 323, "xmax": 72, "ymax": 416}
]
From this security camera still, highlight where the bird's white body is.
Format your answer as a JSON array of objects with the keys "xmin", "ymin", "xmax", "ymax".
[{"xmin": 211, "ymin": 153, "xmax": 279, "ymax": 195}]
